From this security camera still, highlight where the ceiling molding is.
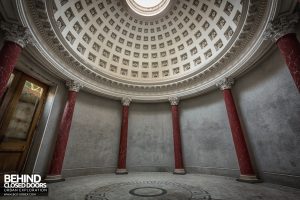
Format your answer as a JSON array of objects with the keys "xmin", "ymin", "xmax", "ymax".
[{"xmin": 14, "ymin": 0, "xmax": 292, "ymax": 102}]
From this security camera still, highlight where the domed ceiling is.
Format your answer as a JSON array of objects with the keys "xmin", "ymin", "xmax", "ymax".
[
  {"xmin": 53, "ymin": 0, "xmax": 242, "ymax": 82},
  {"xmin": 18, "ymin": 0, "xmax": 278, "ymax": 101}
]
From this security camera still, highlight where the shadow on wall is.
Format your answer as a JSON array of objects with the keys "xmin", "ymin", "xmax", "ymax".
[{"xmin": 233, "ymin": 47, "xmax": 300, "ymax": 189}]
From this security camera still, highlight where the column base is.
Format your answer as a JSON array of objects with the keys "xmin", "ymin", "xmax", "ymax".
[
  {"xmin": 115, "ymin": 168, "xmax": 128, "ymax": 175},
  {"xmin": 44, "ymin": 175, "xmax": 65, "ymax": 183},
  {"xmin": 237, "ymin": 175, "xmax": 262, "ymax": 183},
  {"xmin": 173, "ymin": 168, "xmax": 186, "ymax": 175}
]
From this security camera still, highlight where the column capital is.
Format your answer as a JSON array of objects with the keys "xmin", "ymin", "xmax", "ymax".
[
  {"xmin": 169, "ymin": 96, "xmax": 179, "ymax": 106},
  {"xmin": 216, "ymin": 77, "xmax": 234, "ymax": 90},
  {"xmin": 121, "ymin": 97, "xmax": 132, "ymax": 106},
  {"xmin": 0, "ymin": 21, "xmax": 34, "ymax": 48},
  {"xmin": 264, "ymin": 13, "xmax": 299, "ymax": 42},
  {"xmin": 66, "ymin": 80, "xmax": 83, "ymax": 92}
]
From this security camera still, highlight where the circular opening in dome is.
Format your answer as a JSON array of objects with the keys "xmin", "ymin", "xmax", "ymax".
[
  {"xmin": 126, "ymin": 0, "xmax": 170, "ymax": 16},
  {"xmin": 133, "ymin": 0, "xmax": 164, "ymax": 7}
]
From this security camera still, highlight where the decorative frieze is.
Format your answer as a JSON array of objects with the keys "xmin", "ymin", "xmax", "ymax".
[
  {"xmin": 66, "ymin": 80, "xmax": 83, "ymax": 92},
  {"xmin": 216, "ymin": 77, "xmax": 234, "ymax": 90},
  {"xmin": 264, "ymin": 13, "xmax": 299, "ymax": 42},
  {"xmin": 0, "ymin": 21, "xmax": 34, "ymax": 48}
]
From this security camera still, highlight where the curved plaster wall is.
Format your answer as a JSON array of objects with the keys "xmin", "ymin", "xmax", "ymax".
[
  {"xmin": 58, "ymin": 46, "xmax": 300, "ymax": 188},
  {"xmin": 126, "ymin": 103, "xmax": 174, "ymax": 172},
  {"xmin": 62, "ymin": 92, "xmax": 122, "ymax": 176},
  {"xmin": 180, "ymin": 91, "xmax": 238, "ymax": 176},
  {"xmin": 0, "ymin": 0, "xmax": 298, "ymax": 190},
  {"xmin": 6, "ymin": 31, "xmax": 299, "ymax": 189},
  {"xmin": 233, "ymin": 49, "xmax": 300, "ymax": 188}
]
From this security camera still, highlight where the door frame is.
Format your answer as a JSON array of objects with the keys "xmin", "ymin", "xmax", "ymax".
[{"xmin": 0, "ymin": 70, "xmax": 49, "ymax": 174}]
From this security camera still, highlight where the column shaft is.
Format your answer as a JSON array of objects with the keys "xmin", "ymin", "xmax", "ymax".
[
  {"xmin": 116, "ymin": 105, "xmax": 129, "ymax": 174},
  {"xmin": 223, "ymin": 89, "xmax": 255, "ymax": 176},
  {"xmin": 171, "ymin": 105, "xmax": 185, "ymax": 174},
  {"xmin": 0, "ymin": 41, "xmax": 22, "ymax": 98},
  {"xmin": 46, "ymin": 90, "xmax": 78, "ymax": 181},
  {"xmin": 276, "ymin": 33, "xmax": 300, "ymax": 92}
]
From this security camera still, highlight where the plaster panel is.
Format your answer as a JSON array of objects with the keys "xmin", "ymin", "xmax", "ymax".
[
  {"xmin": 180, "ymin": 91, "xmax": 239, "ymax": 177},
  {"xmin": 26, "ymin": 83, "xmax": 65, "ymax": 175},
  {"xmin": 127, "ymin": 103, "xmax": 174, "ymax": 171},
  {"xmin": 234, "ymin": 48, "xmax": 300, "ymax": 187},
  {"xmin": 32, "ymin": 82, "xmax": 67, "ymax": 177},
  {"xmin": 62, "ymin": 92, "xmax": 121, "ymax": 176}
]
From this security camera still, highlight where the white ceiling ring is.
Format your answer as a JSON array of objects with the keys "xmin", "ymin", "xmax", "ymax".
[
  {"xmin": 126, "ymin": 0, "xmax": 171, "ymax": 16},
  {"xmin": 133, "ymin": 0, "xmax": 166, "ymax": 8}
]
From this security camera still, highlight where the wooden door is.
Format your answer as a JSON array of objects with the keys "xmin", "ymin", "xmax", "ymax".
[{"xmin": 0, "ymin": 72, "xmax": 48, "ymax": 176}]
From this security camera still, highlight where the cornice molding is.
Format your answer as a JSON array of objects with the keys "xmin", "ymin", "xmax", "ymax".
[
  {"xmin": 264, "ymin": 13, "xmax": 300, "ymax": 42},
  {"xmin": 0, "ymin": 21, "xmax": 34, "ymax": 48}
]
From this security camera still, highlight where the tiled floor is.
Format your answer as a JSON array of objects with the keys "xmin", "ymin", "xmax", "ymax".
[{"xmin": 2, "ymin": 173, "xmax": 300, "ymax": 200}]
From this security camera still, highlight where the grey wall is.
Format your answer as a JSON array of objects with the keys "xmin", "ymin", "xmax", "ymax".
[
  {"xmin": 62, "ymin": 100, "xmax": 174, "ymax": 175},
  {"xmin": 233, "ymin": 48, "xmax": 300, "ymax": 188},
  {"xmin": 178, "ymin": 47, "xmax": 300, "ymax": 187},
  {"xmin": 60, "ymin": 93, "xmax": 238, "ymax": 177},
  {"xmin": 62, "ymin": 92, "xmax": 121, "ymax": 177},
  {"xmin": 11, "ymin": 38, "xmax": 298, "ymax": 188},
  {"xmin": 180, "ymin": 91, "xmax": 239, "ymax": 177},
  {"xmin": 127, "ymin": 103, "xmax": 174, "ymax": 172},
  {"xmin": 27, "ymin": 81, "xmax": 67, "ymax": 177},
  {"xmin": 58, "ymin": 46, "xmax": 300, "ymax": 188}
]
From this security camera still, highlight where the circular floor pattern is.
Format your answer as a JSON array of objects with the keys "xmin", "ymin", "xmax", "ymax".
[
  {"xmin": 129, "ymin": 187, "xmax": 167, "ymax": 197},
  {"xmin": 85, "ymin": 181, "xmax": 211, "ymax": 200}
]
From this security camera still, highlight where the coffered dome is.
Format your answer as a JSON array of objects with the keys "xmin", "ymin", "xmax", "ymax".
[
  {"xmin": 18, "ymin": 0, "xmax": 277, "ymax": 101},
  {"xmin": 53, "ymin": 0, "xmax": 243, "ymax": 82}
]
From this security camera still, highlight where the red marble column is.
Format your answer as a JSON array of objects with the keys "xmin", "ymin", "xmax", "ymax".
[
  {"xmin": 217, "ymin": 78, "xmax": 259, "ymax": 183},
  {"xmin": 0, "ymin": 41, "xmax": 22, "ymax": 98},
  {"xmin": 276, "ymin": 33, "xmax": 300, "ymax": 92},
  {"xmin": 116, "ymin": 97, "xmax": 131, "ymax": 174},
  {"xmin": 264, "ymin": 13, "xmax": 300, "ymax": 92},
  {"xmin": 45, "ymin": 80, "xmax": 82, "ymax": 182},
  {"xmin": 0, "ymin": 22, "xmax": 32, "ymax": 99},
  {"xmin": 169, "ymin": 97, "xmax": 186, "ymax": 175}
]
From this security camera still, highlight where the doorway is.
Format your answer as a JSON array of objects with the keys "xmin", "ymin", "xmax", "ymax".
[{"xmin": 0, "ymin": 70, "xmax": 48, "ymax": 176}]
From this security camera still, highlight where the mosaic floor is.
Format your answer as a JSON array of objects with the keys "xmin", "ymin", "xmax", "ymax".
[
  {"xmin": 2, "ymin": 172, "xmax": 300, "ymax": 200},
  {"xmin": 85, "ymin": 180, "xmax": 211, "ymax": 200}
]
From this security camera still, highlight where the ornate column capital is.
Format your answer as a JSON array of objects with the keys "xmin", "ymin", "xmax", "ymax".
[
  {"xmin": 216, "ymin": 77, "xmax": 234, "ymax": 90},
  {"xmin": 169, "ymin": 96, "xmax": 179, "ymax": 106},
  {"xmin": 0, "ymin": 21, "xmax": 34, "ymax": 48},
  {"xmin": 264, "ymin": 13, "xmax": 299, "ymax": 42},
  {"xmin": 121, "ymin": 97, "xmax": 132, "ymax": 106},
  {"xmin": 66, "ymin": 80, "xmax": 83, "ymax": 92}
]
